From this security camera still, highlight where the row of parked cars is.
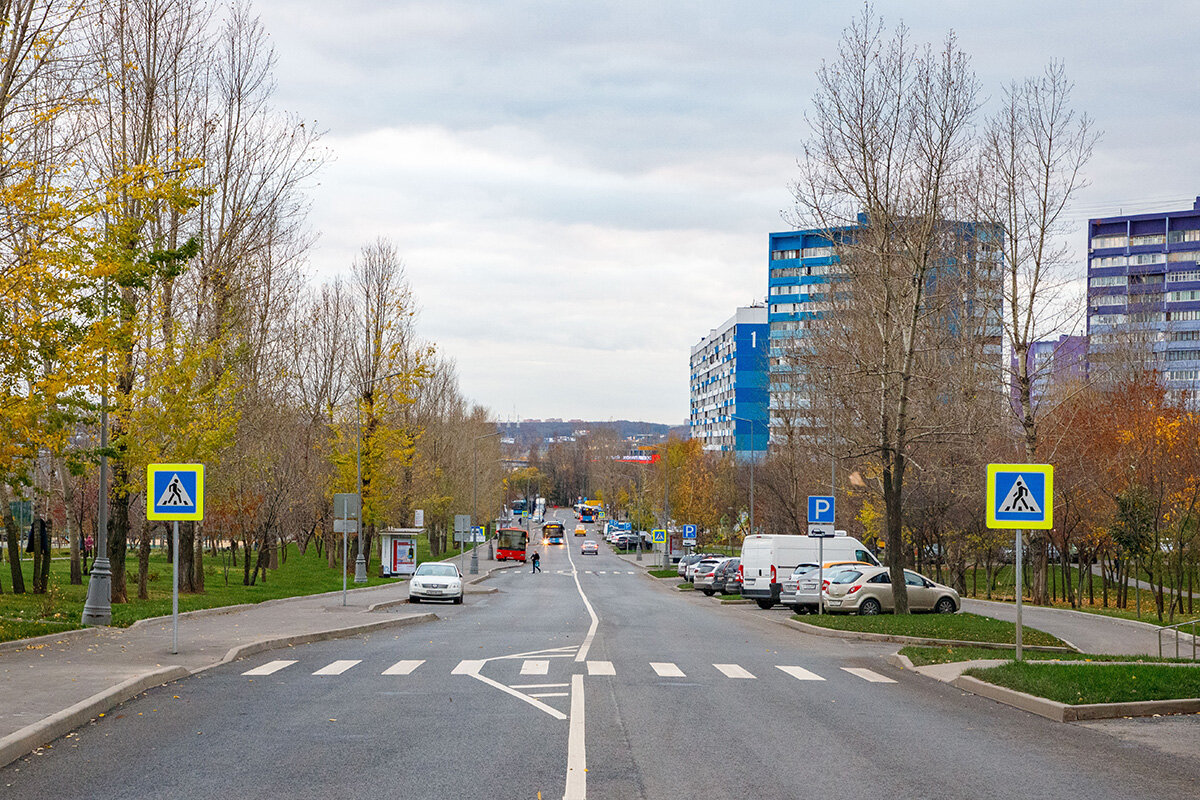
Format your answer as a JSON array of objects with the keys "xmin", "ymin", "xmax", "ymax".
[{"xmin": 676, "ymin": 534, "xmax": 961, "ymax": 615}]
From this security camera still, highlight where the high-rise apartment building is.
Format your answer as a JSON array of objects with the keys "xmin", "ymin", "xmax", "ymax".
[
  {"xmin": 1010, "ymin": 334, "xmax": 1088, "ymax": 410},
  {"xmin": 688, "ymin": 306, "xmax": 768, "ymax": 458},
  {"xmin": 1087, "ymin": 197, "xmax": 1200, "ymax": 400}
]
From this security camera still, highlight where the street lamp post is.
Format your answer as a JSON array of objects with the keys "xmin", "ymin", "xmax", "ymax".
[
  {"xmin": 82, "ymin": 278, "xmax": 112, "ymax": 627},
  {"xmin": 470, "ymin": 430, "xmax": 501, "ymax": 574},
  {"xmin": 353, "ymin": 370, "xmax": 408, "ymax": 584}
]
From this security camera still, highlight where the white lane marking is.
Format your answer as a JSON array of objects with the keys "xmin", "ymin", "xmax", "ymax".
[
  {"xmin": 714, "ymin": 663, "xmax": 756, "ymax": 679},
  {"xmin": 521, "ymin": 660, "xmax": 550, "ymax": 675},
  {"xmin": 626, "ymin": 571, "xmax": 635, "ymax": 574},
  {"xmin": 586, "ymin": 660, "xmax": 615, "ymax": 676},
  {"xmin": 452, "ymin": 659, "xmax": 485, "ymax": 675},
  {"xmin": 313, "ymin": 660, "xmax": 361, "ymax": 676},
  {"xmin": 650, "ymin": 662, "xmax": 686, "ymax": 678},
  {"xmin": 465, "ymin": 670, "xmax": 568, "ymax": 720},
  {"xmin": 510, "ymin": 683, "xmax": 569, "ymax": 689},
  {"xmin": 530, "ymin": 692, "xmax": 569, "ymax": 698},
  {"xmin": 584, "ymin": 570, "xmax": 593, "ymax": 574},
  {"xmin": 842, "ymin": 667, "xmax": 897, "ymax": 684},
  {"xmin": 564, "ymin": 674, "xmax": 586, "ymax": 800},
  {"xmin": 597, "ymin": 571, "xmax": 606, "ymax": 574},
  {"xmin": 381, "ymin": 659, "xmax": 424, "ymax": 676},
  {"xmin": 777, "ymin": 665, "xmax": 825, "ymax": 681},
  {"xmin": 564, "ymin": 540, "xmax": 600, "ymax": 663},
  {"xmin": 242, "ymin": 660, "xmax": 296, "ymax": 676}
]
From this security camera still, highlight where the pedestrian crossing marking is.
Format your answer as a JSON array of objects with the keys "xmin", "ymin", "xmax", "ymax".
[
  {"xmin": 841, "ymin": 667, "xmax": 896, "ymax": 683},
  {"xmin": 313, "ymin": 660, "xmax": 360, "ymax": 676},
  {"xmin": 452, "ymin": 659, "xmax": 485, "ymax": 675},
  {"xmin": 521, "ymin": 659, "xmax": 550, "ymax": 675},
  {"xmin": 529, "ymin": 692, "xmax": 569, "ymax": 698},
  {"xmin": 587, "ymin": 661, "xmax": 615, "ymax": 676},
  {"xmin": 511, "ymin": 683, "xmax": 569, "ymax": 689},
  {"xmin": 777, "ymin": 665, "xmax": 825, "ymax": 682},
  {"xmin": 382, "ymin": 659, "xmax": 424, "ymax": 676},
  {"xmin": 242, "ymin": 660, "xmax": 296, "ymax": 676},
  {"xmin": 650, "ymin": 662, "xmax": 685, "ymax": 678},
  {"xmin": 714, "ymin": 663, "xmax": 755, "ymax": 679}
]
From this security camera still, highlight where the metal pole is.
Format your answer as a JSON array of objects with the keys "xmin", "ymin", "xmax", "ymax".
[
  {"xmin": 818, "ymin": 537, "xmax": 825, "ymax": 615},
  {"xmin": 1015, "ymin": 529, "xmax": 1024, "ymax": 661},
  {"xmin": 749, "ymin": 449, "xmax": 755, "ymax": 538},
  {"xmin": 354, "ymin": 402, "xmax": 367, "ymax": 583},
  {"xmin": 470, "ymin": 445, "xmax": 478, "ymax": 574},
  {"xmin": 342, "ymin": 512, "xmax": 348, "ymax": 606},
  {"xmin": 171, "ymin": 520, "xmax": 179, "ymax": 654},
  {"xmin": 829, "ymin": 367, "xmax": 835, "ymax": 498},
  {"xmin": 82, "ymin": 278, "xmax": 112, "ymax": 627}
]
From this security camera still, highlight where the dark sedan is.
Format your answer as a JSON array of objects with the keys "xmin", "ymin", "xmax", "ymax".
[{"xmin": 710, "ymin": 558, "xmax": 741, "ymax": 595}]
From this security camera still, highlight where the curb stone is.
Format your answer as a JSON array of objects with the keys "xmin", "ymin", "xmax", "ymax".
[
  {"xmin": 951, "ymin": 674, "xmax": 1200, "ymax": 722},
  {"xmin": 781, "ymin": 617, "xmax": 1078, "ymax": 653}
]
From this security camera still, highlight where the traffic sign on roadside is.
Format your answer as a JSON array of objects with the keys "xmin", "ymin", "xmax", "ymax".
[
  {"xmin": 807, "ymin": 495, "xmax": 834, "ymax": 525},
  {"xmin": 807, "ymin": 525, "xmax": 835, "ymax": 538},
  {"xmin": 651, "ymin": 529, "xmax": 666, "ymax": 544},
  {"xmin": 986, "ymin": 464, "xmax": 1053, "ymax": 529},
  {"xmin": 682, "ymin": 524, "xmax": 697, "ymax": 545},
  {"xmin": 147, "ymin": 464, "xmax": 204, "ymax": 521}
]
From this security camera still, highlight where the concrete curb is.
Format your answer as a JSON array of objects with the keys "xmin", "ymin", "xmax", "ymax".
[
  {"xmin": 0, "ymin": 665, "xmax": 190, "ymax": 768},
  {"xmin": 950, "ymin": 674, "xmax": 1200, "ymax": 722},
  {"xmin": 887, "ymin": 651, "xmax": 916, "ymax": 670},
  {"xmin": 781, "ymin": 617, "xmax": 1078, "ymax": 652}
]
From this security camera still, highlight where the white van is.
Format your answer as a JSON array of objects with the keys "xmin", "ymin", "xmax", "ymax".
[{"xmin": 739, "ymin": 534, "xmax": 880, "ymax": 609}]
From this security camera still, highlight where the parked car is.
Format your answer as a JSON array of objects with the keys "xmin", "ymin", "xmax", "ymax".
[
  {"xmin": 688, "ymin": 556, "xmax": 727, "ymax": 588},
  {"xmin": 581, "ymin": 540, "xmax": 598, "ymax": 555},
  {"xmin": 676, "ymin": 553, "xmax": 709, "ymax": 577},
  {"xmin": 781, "ymin": 560, "xmax": 873, "ymax": 612},
  {"xmin": 408, "ymin": 562, "xmax": 464, "ymax": 604},
  {"xmin": 823, "ymin": 566, "xmax": 960, "ymax": 615},
  {"xmin": 740, "ymin": 534, "xmax": 880, "ymax": 610},
  {"xmin": 710, "ymin": 558, "xmax": 741, "ymax": 595}
]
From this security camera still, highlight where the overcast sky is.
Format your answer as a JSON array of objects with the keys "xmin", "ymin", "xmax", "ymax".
[{"xmin": 250, "ymin": 0, "xmax": 1200, "ymax": 424}]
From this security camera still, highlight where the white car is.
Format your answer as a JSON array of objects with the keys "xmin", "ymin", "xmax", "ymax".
[{"xmin": 408, "ymin": 563, "xmax": 464, "ymax": 604}]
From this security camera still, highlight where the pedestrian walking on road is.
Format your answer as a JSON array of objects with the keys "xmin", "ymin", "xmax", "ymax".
[{"xmin": 531, "ymin": 551, "xmax": 541, "ymax": 573}]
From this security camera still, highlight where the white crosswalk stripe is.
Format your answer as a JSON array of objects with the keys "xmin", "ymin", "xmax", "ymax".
[
  {"xmin": 841, "ymin": 667, "xmax": 896, "ymax": 683},
  {"xmin": 650, "ymin": 662, "xmax": 686, "ymax": 678},
  {"xmin": 242, "ymin": 659, "xmax": 296, "ymax": 676},
  {"xmin": 777, "ymin": 665, "xmax": 825, "ymax": 681},
  {"xmin": 382, "ymin": 659, "xmax": 425, "ymax": 676},
  {"xmin": 313, "ymin": 660, "xmax": 361, "ymax": 676},
  {"xmin": 714, "ymin": 663, "xmax": 756, "ymax": 679},
  {"xmin": 587, "ymin": 660, "xmax": 616, "ymax": 676},
  {"xmin": 521, "ymin": 660, "xmax": 550, "ymax": 675}
]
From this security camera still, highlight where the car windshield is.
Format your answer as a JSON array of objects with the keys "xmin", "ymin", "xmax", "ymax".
[
  {"xmin": 791, "ymin": 563, "xmax": 819, "ymax": 577},
  {"xmin": 831, "ymin": 570, "xmax": 862, "ymax": 584},
  {"xmin": 415, "ymin": 564, "xmax": 457, "ymax": 578}
]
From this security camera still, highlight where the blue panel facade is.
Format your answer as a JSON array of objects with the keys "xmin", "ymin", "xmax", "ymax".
[{"xmin": 689, "ymin": 307, "xmax": 769, "ymax": 459}]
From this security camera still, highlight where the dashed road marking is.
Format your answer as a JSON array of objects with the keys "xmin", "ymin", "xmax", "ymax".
[
  {"xmin": 381, "ymin": 659, "xmax": 424, "ymax": 675},
  {"xmin": 842, "ymin": 667, "xmax": 897, "ymax": 683},
  {"xmin": 313, "ymin": 660, "xmax": 361, "ymax": 676},
  {"xmin": 242, "ymin": 660, "xmax": 296, "ymax": 676},
  {"xmin": 587, "ymin": 660, "xmax": 616, "ymax": 676},
  {"xmin": 714, "ymin": 663, "xmax": 756, "ymax": 679},
  {"xmin": 521, "ymin": 659, "xmax": 550, "ymax": 675},
  {"xmin": 650, "ymin": 661, "xmax": 686, "ymax": 678},
  {"xmin": 777, "ymin": 665, "xmax": 825, "ymax": 682}
]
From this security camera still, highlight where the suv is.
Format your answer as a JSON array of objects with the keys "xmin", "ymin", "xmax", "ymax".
[
  {"xmin": 711, "ymin": 558, "xmax": 741, "ymax": 595},
  {"xmin": 688, "ymin": 556, "xmax": 726, "ymax": 588}
]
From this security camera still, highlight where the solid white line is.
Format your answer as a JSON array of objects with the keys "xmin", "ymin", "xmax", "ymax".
[
  {"xmin": 313, "ymin": 660, "xmax": 361, "ymax": 676},
  {"xmin": 777, "ymin": 665, "xmax": 825, "ymax": 682},
  {"xmin": 510, "ymin": 683, "xmax": 569, "ymax": 689},
  {"xmin": 650, "ymin": 662, "xmax": 686, "ymax": 678},
  {"xmin": 530, "ymin": 692, "xmax": 569, "ymax": 698},
  {"xmin": 564, "ymin": 674, "xmax": 586, "ymax": 800},
  {"xmin": 469, "ymin": 671, "xmax": 568, "ymax": 720},
  {"xmin": 564, "ymin": 542, "xmax": 600, "ymax": 663},
  {"xmin": 586, "ymin": 660, "xmax": 615, "ymax": 676},
  {"xmin": 841, "ymin": 667, "xmax": 897, "ymax": 684},
  {"xmin": 382, "ymin": 659, "xmax": 424, "ymax": 676},
  {"xmin": 242, "ymin": 660, "xmax": 296, "ymax": 676},
  {"xmin": 714, "ymin": 663, "xmax": 756, "ymax": 679},
  {"xmin": 521, "ymin": 660, "xmax": 550, "ymax": 675}
]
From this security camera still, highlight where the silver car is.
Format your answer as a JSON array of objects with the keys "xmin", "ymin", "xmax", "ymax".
[
  {"xmin": 694, "ymin": 557, "xmax": 735, "ymax": 596},
  {"xmin": 687, "ymin": 556, "xmax": 724, "ymax": 583}
]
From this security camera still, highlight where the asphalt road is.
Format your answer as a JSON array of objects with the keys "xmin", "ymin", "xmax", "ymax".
[{"xmin": 4, "ymin": 509, "xmax": 1200, "ymax": 799}]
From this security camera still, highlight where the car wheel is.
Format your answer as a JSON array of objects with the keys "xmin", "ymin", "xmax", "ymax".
[
  {"xmin": 935, "ymin": 596, "xmax": 956, "ymax": 614},
  {"xmin": 453, "ymin": 595, "xmax": 463, "ymax": 605},
  {"xmin": 702, "ymin": 588, "xmax": 714, "ymax": 597},
  {"xmin": 858, "ymin": 598, "xmax": 882, "ymax": 615},
  {"xmin": 791, "ymin": 604, "xmax": 805, "ymax": 614},
  {"xmin": 755, "ymin": 599, "xmax": 774, "ymax": 610},
  {"xmin": 409, "ymin": 597, "xmax": 421, "ymax": 604}
]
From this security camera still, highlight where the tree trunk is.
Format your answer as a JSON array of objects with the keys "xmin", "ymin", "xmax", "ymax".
[
  {"xmin": 3, "ymin": 487, "xmax": 26, "ymax": 594},
  {"xmin": 61, "ymin": 469, "xmax": 81, "ymax": 585},
  {"xmin": 137, "ymin": 521, "xmax": 150, "ymax": 600},
  {"xmin": 31, "ymin": 521, "xmax": 44, "ymax": 594},
  {"xmin": 193, "ymin": 522, "xmax": 204, "ymax": 593},
  {"xmin": 179, "ymin": 520, "xmax": 196, "ymax": 593}
]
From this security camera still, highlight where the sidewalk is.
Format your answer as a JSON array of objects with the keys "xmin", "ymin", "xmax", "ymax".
[
  {"xmin": 0, "ymin": 556, "xmax": 517, "ymax": 768},
  {"xmin": 962, "ymin": 598, "xmax": 1194, "ymax": 656}
]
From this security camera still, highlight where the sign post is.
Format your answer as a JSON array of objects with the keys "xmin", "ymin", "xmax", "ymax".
[
  {"xmin": 807, "ymin": 496, "xmax": 835, "ymax": 615},
  {"xmin": 147, "ymin": 464, "xmax": 204, "ymax": 654},
  {"xmin": 334, "ymin": 494, "xmax": 359, "ymax": 606},
  {"xmin": 986, "ymin": 464, "xmax": 1054, "ymax": 661},
  {"xmin": 682, "ymin": 524, "xmax": 697, "ymax": 549}
]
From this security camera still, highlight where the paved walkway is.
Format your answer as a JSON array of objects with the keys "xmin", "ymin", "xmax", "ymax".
[
  {"xmin": 0, "ymin": 554, "xmax": 518, "ymax": 766},
  {"xmin": 962, "ymin": 598, "xmax": 1195, "ymax": 656}
]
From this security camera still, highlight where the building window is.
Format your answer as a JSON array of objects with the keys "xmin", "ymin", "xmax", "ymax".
[
  {"xmin": 1169, "ymin": 369, "xmax": 1200, "ymax": 381},
  {"xmin": 1090, "ymin": 275, "xmax": 1126, "ymax": 288},
  {"xmin": 1091, "ymin": 234, "xmax": 1127, "ymax": 249},
  {"xmin": 1130, "ymin": 233, "xmax": 1166, "ymax": 247},
  {"xmin": 1167, "ymin": 269, "xmax": 1200, "ymax": 282},
  {"xmin": 802, "ymin": 246, "xmax": 832, "ymax": 258},
  {"xmin": 1170, "ymin": 330, "xmax": 1200, "ymax": 342},
  {"xmin": 1091, "ymin": 255, "xmax": 1128, "ymax": 268},
  {"xmin": 1090, "ymin": 314, "xmax": 1127, "ymax": 326},
  {"xmin": 1170, "ymin": 310, "xmax": 1200, "ymax": 321},
  {"xmin": 1130, "ymin": 253, "xmax": 1166, "ymax": 265},
  {"xmin": 1170, "ymin": 290, "xmax": 1200, "ymax": 302},
  {"xmin": 1166, "ymin": 349, "xmax": 1200, "ymax": 361},
  {"xmin": 1130, "ymin": 312, "xmax": 1165, "ymax": 323},
  {"xmin": 1168, "ymin": 251, "xmax": 1200, "ymax": 263},
  {"xmin": 1092, "ymin": 295, "xmax": 1124, "ymax": 307},
  {"xmin": 1168, "ymin": 230, "xmax": 1200, "ymax": 244}
]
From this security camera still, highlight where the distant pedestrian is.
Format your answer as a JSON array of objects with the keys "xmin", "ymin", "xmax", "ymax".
[{"xmin": 531, "ymin": 551, "xmax": 541, "ymax": 573}]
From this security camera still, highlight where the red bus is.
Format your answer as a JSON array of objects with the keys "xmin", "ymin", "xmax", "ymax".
[{"xmin": 496, "ymin": 527, "xmax": 528, "ymax": 562}]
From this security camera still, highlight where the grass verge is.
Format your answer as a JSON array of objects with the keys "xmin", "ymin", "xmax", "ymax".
[
  {"xmin": 964, "ymin": 661, "xmax": 1200, "ymax": 704},
  {"xmin": 647, "ymin": 568, "xmax": 677, "ymax": 578},
  {"xmin": 900, "ymin": 645, "xmax": 1188, "ymax": 667},
  {"xmin": 677, "ymin": 582, "xmax": 694, "ymax": 591},
  {"xmin": 794, "ymin": 611, "xmax": 1066, "ymax": 647}
]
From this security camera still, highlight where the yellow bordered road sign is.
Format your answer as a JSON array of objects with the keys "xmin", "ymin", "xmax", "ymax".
[
  {"xmin": 986, "ymin": 463, "xmax": 1052, "ymax": 530},
  {"xmin": 147, "ymin": 463, "xmax": 205, "ymax": 521}
]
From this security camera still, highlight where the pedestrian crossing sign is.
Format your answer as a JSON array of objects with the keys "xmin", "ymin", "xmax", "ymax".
[
  {"xmin": 986, "ymin": 463, "xmax": 1052, "ymax": 530},
  {"xmin": 147, "ymin": 463, "xmax": 204, "ymax": 521}
]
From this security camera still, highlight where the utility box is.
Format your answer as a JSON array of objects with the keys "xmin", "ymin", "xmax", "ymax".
[{"xmin": 380, "ymin": 528, "xmax": 421, "ymax": 577}]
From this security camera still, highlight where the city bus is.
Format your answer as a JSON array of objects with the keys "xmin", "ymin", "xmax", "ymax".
[
  {"xmin": 579, "ymin": 505, "xmax": 599, "ymax": 523},
  {"xmin": 542, "ymin": 522, "xmax": 565, "ymax": 545},
  {"xmin": 511, "ymin": 499, "xmax": 529, "ymax": 517},
  {"xmin": 496, "ymin": 527, "xmax": 529, "ymax": 561}
]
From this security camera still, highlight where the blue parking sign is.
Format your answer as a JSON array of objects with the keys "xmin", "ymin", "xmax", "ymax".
[{"xmin": 807, "ymin": 496, "xmax": 835, "ymax": 525}]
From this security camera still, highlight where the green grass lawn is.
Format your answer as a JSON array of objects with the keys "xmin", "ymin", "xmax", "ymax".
[
  {"xmin": 0, "ymin": 536, "xmax": 447, "ymax": 644},
  {"xmin": 794, "ymin": 611, "xmax": 1067, "ymax": 647},
  {"xmin": 900, "ymin": 645, "xmax": 1189, "ymax": 667},
  {"xmin": 647, "ymin": 568, "xmax": 678, "ymax": 578},
  {"xmin": 677, "ymin": 582, "xmax": 694, "ymax": 591},
  {"xmin": 964, "ymin": 661, "xmax": 1200, "ymax": 704}
]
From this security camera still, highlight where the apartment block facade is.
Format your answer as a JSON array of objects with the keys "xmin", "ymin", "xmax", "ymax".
[{"xmin": 688, "ymin": 306, "xmax": 769, "ymax": 458}]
